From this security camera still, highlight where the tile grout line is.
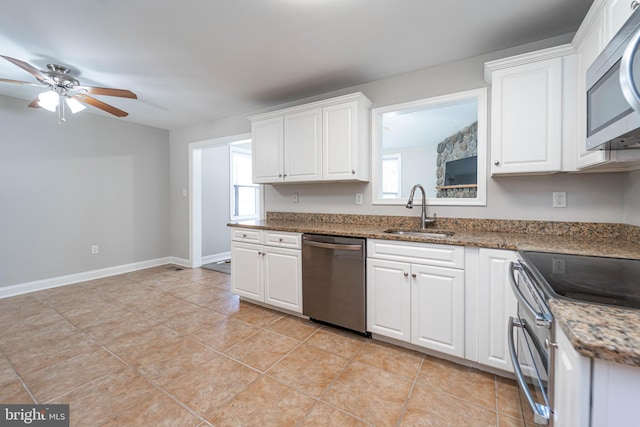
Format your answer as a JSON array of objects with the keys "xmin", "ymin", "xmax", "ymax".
[
  {"xmin": 294, "ymin": 334, "xmax": 374, "ymax": 427},
  {"xmin": 0, "ymin": 345, "xmax": 39, "ymax": 404},
  {"xmin": 31, "ymin": 272, "xmax": 228, "ymax": 425},
  {"xmin": 394, "ymin": 354, "xmax": 426, "ymax": 427}
]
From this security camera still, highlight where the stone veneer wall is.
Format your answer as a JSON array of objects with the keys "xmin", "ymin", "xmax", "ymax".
[{"xmin": 436, "ymin": 121, "xmax": 478, "ymax": 198}]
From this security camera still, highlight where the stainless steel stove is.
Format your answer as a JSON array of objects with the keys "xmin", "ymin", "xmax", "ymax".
[
  {"xmin": 519, "ymin": 251, "xmax": 640, "ymax": 310},
  {"xmin": 508, "ymin": 250, "xmax": 640, "ymax": 425}
]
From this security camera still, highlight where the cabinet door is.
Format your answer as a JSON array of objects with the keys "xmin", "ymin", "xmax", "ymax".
[
  {"xmin": 263, "ymin": 246, "xmax": 302, "ymax": 313},
  {"xmin": 284, "ymin": 108, "xmax": 322, "ymax": 182},
  {"xmin": 411, "ymin": 264, "xmax": 465, "ymax": 357},
  {"xmin": 553, "ymin": 324, "xmax": 592, "ymax": 427},
  {"xmin": 252, "ymin": 117, "xmax": 284, "ymax": 183},
  {"xmin": 477, "ymin": 249, "xmax": 518, "ymax": 372},
  {"xmin": 323, "ymin": 101, "xmax": 359, "ymax": 180},
  {"xmin": 491, "ymin": 57, "xmax": 563, "ymax": 174},
  {"xmin": 576, "ymin": 8, "xmax": 609, "ymax": 169},
  {"xmin": 230, "ymin": 242, "xmax": 263, "ymax": 302},
  {"xmin": 606, "ymin": 0, "xmax": 636, "ymax": 42},
  {"xmin": 366, "ymin": 258, "xmax": 411, "ymax": 341}
]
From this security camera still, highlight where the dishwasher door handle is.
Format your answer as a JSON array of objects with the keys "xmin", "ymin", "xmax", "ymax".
[{"xmin": 303, "ymin": 240, "xmax": 362, "ymax": 251}]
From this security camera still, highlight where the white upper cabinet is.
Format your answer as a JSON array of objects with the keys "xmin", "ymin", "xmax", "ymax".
[
  {"xmin": 252, "ymin": 117, "xmax": 284, "ymax": 183},
  {"xmin": 284, "ymin": 108, "xmax": 322, "ymax": 182},
  {"xmin": 574, "ymin": 2, "xmax": 609, "ymax": 169},
  {"xmin": 572, "ymin": 0, "xmax": 640, "ymax": 171},
  {"xmin": 605, "ymin": 0, "xmax": 638, "ymax": 41},
  {"xmin": 323, "ymin": 101, "xmax": 368, "ymax": 181},
  {"xmin": 250, "ymin": 93, "xmax": 372, "ymax": 184},
  {"xmin": 486, "ymin": 46, "xmax": 574, "ymax": 175}
]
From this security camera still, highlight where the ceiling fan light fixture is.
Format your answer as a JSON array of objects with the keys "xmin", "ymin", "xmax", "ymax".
[
  {"xmin": 37, "ymin": 90, "xmax": 59, "ymax": 112},
  {"xmin": 65, "ymin": 97, "xmax": 86, "ymax": 114}
]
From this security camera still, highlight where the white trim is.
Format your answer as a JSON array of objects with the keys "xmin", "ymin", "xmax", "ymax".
[
  {"xmin": 371, "ymin": 87, "xmax": 488, "ymax": 207},
  {"xmin": 201, "ymin": 251, "xmax": 231, "ymax": 265},
  {"xmin": 484, "ymin": 44, "xmax": 576, "ymax": 83},
  {"xmin": 188, "ymin": 132, "xmax": 251, "ymax": 269},
  {"xmin": 248, "ymin": 92, "xmax": 372, "ymax": 121},
  {"xmin": 170, "ymin": 256, "xmax": 191, "ymax": 268},
  {"xmin": 0, "ymin": 257, "xmax": 173, "ymax": 299}
]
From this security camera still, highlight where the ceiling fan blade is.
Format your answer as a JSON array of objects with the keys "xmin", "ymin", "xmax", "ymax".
[
  {"xmin": 75, "ymin": 86, "xmax": 137, "ymax": 99},
  {"xmin": 0, "ymin": 77, "xmax": 43, "ymax": 87},
  {"xmin": 0, "ymin": 55, "xmax": 53, "ymax": 84},
  {"xmin": 28, "ymin": 97, "xmax": 41, "ymax": 108},
  {"xmin": 72, "ymin": 94, "xmax": 128, "ymax": 117}
]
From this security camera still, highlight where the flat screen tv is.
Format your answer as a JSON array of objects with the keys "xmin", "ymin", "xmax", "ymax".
[{"xmin": 444, "ymin": 156, "xmax": 477, "ymax": 186}]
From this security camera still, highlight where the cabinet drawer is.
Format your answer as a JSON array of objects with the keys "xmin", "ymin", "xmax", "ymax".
[
  {"xmin": 367, "ymin": 239, "xmax": 464, "ymax": 269},
  {"xmin": 231, "ymin": 228, "xmax": 263, "ymax": 243},
  {"xmin": 265, "ymin": 231, "xmax": 301, "ymax": 249}
]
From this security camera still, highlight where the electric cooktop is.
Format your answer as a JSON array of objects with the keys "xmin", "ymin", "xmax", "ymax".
[{"xmin": 520, "ymin": 251, "xmax": 640, "ymax": 310}]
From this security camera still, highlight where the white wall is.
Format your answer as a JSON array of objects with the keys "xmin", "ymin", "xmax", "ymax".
[
  {"xmin": 168, "ymin": 34, "xmax": 637, "ymax": 260},
  {"xmin": 0, "ymin": 94, "xmax": 170, "ymax": 287},
  {"xmin": 201, "ymin": 145, "xmax": 230, "ymax": 257}
]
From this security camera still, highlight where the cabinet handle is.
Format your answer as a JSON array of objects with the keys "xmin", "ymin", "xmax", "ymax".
[
  {"xmin": 632, "ymin": 1, "xmax": 639, "ymax": 10},
  {"xmin": 411, "ymin": 273, "xmax": 417, "ymax": 278},
  {"xmin": 494, "ymin": 160, "xmax": 500, "ymax": 166},
  {"xmin": 351, "ymin": 169, "xmax": 356, "ymax": 174},
  {"xmin": 278, "ymin": 174, "xmax": 282, "ymax": 178},
  {"xmin": 544, "ymin": 338, "xmax": 558, "ymax": 349},
  {"xmin": 283, "ymin": 174, "xmax": 287, "ymax": 177},
  {"xmin": 242, "ymin": 234, "xmax": 247, "ymax": 238},
  {"xmin": 403, "ymin": 272, "xmax": 409, "ymax": 277},
  {"xmin": 278, "ymin": 238, "xmax": 283, "ymax": 242}
]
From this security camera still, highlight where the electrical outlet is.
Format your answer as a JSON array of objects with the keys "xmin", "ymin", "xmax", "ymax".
[
  {"xmin": 553, "ymin": 191, "xmax": 567, "ymax": 208},
  {"xmin": 292, "ymin": 192, "xmax": 299, "ymax": 203},
  {"xmin": 355, "ymin": 193, "xmax": 363, "ymax": 205},
  {"xmin": 91, "ymin": 245, "xmax": 99, "ymax": 255},
  {"xmin": 552, "ymin": 258, "xmax": 566, "ymax": 274}
]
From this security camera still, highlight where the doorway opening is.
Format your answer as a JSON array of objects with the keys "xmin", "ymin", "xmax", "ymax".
[{"xmin": 188, "ymin": 133, "xmax": 261, "ymax": 268}]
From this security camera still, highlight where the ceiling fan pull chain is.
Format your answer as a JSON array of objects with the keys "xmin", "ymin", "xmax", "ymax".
[{"xmin": 58, "ymin": 94, "xmax": 66, "ymax": 125}]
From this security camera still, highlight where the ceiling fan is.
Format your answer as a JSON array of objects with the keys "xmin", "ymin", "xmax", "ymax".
[{"xmin": 0, "ymin": 55, "xmax": 137, "ymax": 123}]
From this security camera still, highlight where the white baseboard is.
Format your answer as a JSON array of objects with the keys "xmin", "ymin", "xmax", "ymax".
[
  {"xmin": 170, "ymin": 256, "xmax": 191, "ymax": 268},
  {"xmin": 0, "ymin": 257, "xmax": 173, "ymax": 299},
  {"xmin": 201, "ymin": 251, "xmax": 231, "ymax": 266}
]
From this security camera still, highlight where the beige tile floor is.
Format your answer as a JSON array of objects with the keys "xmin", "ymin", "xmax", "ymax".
[{"xmin": 0, "ymin": 265, "xmax": 532, "ymax": 426}]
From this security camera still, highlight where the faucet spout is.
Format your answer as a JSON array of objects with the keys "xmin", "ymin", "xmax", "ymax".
[{"xmin": 407, "ymin": 184, "xmax": 429, "ymax": 230}]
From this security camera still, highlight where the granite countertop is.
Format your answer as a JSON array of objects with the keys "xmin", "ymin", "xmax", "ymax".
[{"xmin": 228, "ymin": 213, "xmax": 640, "ymax": 367}]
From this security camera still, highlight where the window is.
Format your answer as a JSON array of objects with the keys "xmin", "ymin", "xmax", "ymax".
[
  {"xmin": 230, "ymin": 144, "xmax": 260, "ymax": 220},
  {"xmin": 371, "ymin": 88, "xmax": 487, "ymax": 206},
  {"xmin": 382, "ymin": 154, "xmax": 402, "ymax": 198}
]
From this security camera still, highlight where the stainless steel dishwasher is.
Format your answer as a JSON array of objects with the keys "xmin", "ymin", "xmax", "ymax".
[{"xmin": 302, "ymin": 234, "xmax": 367, "ymax": 335}]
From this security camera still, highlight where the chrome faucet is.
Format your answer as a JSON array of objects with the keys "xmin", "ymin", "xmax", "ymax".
[{"xmin": 406, "ymin": 184, "xmax": 435, "ymax": 229}]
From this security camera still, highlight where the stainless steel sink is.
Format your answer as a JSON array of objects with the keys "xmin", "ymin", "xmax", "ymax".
[{"xmin": 383, "ymin": 229, "xmax": 454, "ymax": 238}]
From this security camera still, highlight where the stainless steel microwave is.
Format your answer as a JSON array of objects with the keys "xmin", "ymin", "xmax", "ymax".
[{"xmin": 587, "ymin": 7, "xmax": 640, "ymax": 151}]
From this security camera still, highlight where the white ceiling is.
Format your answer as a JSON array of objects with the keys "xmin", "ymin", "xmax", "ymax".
[{"xmin": 0, "ymin": 0, "xmax": 592, "ymax": 131}]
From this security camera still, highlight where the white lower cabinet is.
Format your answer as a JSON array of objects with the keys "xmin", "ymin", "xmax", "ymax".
[
  {"xmin": 367, "ymin": 258, "xmax": 411, "ymax": 341},
  {"xmin": 411, "ymin": 263, "xmax": 465, "ymax": 356},
  {"xmin": 553, "ymin": 323, "xmax": 591, "ymax": 427},
  {"xmin": 367, "ymin": 239, "xmax": 465, "ymax": 358},
  {"xmin": 553, "ymin": 322, "xmax": 640, "ymax": 427},
  {"xmin": 476, "ymin": 248, "xmax": 518, "ymax": 372},
  {"xmin": 230, "ymin": 228, "xmax": 302, "ymax": 313}
]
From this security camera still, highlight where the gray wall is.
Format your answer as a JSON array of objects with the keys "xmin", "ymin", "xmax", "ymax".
[
  {"xmin": 0, "ymin": 94, "xmax": 170, "ymax": 287},
  {"xmin": 201, "ymin": 145, "xmax": 230, "ymax": 257},
  {"xmin": 168, "ymin": 34, "xmax": 637, "ymax": 260},
  {"xmin": 623, "ymin": 169, "xmax": 640, "ymax": 226}
]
